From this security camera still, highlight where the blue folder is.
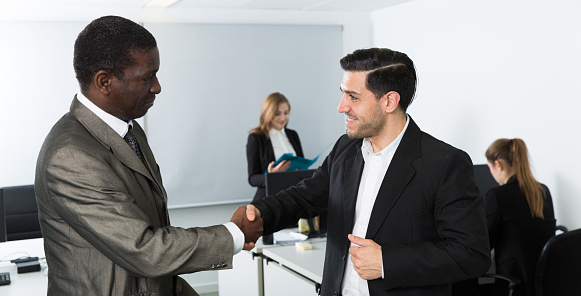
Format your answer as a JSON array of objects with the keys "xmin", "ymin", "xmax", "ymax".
[{"xmin": 272, "ymin": 153, "xmax": 319, "ymax": 171}]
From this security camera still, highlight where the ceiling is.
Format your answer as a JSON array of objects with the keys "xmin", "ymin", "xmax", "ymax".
[{"xmin": 0, "ymin": 0, "xmax": 414, "ymax": 13}]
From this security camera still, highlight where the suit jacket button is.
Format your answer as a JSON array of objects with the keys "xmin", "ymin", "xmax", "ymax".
[{"xmin": 342, "ymin": 255, "xmax": 346, "ymax": 261}]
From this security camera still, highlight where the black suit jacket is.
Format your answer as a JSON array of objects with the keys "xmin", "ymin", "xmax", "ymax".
[
  {"xmin": 246, "ymin": 128, "xmax": 304, "ymax": 201},
  {"xmin": 252, "ymin": 117, "xmax": 490, "ymax": 296},
  {"xmin": 485, "ymin": 176, "xmax": 555, "ymax": 296}
]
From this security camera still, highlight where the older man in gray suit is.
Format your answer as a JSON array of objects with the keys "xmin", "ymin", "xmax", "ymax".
[{"xmin": 34, "ymin": 16, "xmax": 262, "ymax": 296}]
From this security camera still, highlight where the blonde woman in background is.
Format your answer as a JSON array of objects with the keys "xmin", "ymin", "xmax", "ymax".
[
  {"xmin": 485, "ymin": 138, "xmax": 556, "ymax": 296},
  {"xmin": 246, "ymin": 92, "xmax": 304, "ymax": 202}
]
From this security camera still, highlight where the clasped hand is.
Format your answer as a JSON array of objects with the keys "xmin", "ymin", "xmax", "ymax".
[
  {"xmin": 348, "ymin": 234, "xmax": 383, "ymax": 280},
  {"xmin": 230, "ymin": 205, "xmax": 263, "ymax": 250}
]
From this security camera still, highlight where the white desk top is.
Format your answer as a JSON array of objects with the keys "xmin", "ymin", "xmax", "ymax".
[
  {"xmin": 251, "ymin": 228, "xmax": 325, "ymax": 253},
  {"xmin": 0, "ymin": 238, "xmax": 48, "ymax": 295},
  {"xmin": 261, "ymin": 240, "xmax": 326, "ymax": 284}
]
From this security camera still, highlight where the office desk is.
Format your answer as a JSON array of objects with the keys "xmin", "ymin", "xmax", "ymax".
[
  {"xmin": 218, "ymin": 230, "xmax": 326, "ymax": 296},
  {"xmin": 0, "ymin": 238, "xmax": 47, "ymax": 295},
  {"xmin": 262, "ymin": 240, "xmax": 325, "ymax": 284},
  {"xmin": 262, "ymin": 240, "xmax": 326, "ymax": 295}
]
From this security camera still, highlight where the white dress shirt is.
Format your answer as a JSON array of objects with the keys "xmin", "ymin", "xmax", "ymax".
[
  {"xmin": 341, "ymin": 115, "xmax": 410, "ymax": 296},
  {"xmin": 76, "ymin": 92, "xmax": 244, "ymax": 255},
  {"xmin": 269, "ymin": 127, "xmax": 297, "ymax": 160}
]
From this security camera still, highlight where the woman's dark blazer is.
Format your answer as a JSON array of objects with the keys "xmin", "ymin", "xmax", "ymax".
[
  {"xmin": 485, "ymin": 176, "xmax": 556, "ymax": 296},
  {"xmin": 246, "ymin": 128, "xmax": 304, "ymax": 201}
]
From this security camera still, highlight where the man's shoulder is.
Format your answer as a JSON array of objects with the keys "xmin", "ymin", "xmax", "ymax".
[
  {"xmin": 419, "ymin": 130, "xmax": 461, "ymax": 154},
  {"xmin": 405, "ymin": 122, "xmax": 472, "ymax": 168},
  {"xmin": 40, "ymin": 112, "xmax": 103, "ymax": 160},
  {"xmin": 400, "ymin": 117, "xmax": 465, "ymax": 157}
]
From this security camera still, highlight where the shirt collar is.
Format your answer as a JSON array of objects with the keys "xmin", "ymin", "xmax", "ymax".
[
  {"xmin": 76, "ymin": 92, "xmax": 132, "ymax": 138},
  {"xmin": 268, "ymin": 127, "xmax": 286, "ymax": 138},
  {"xmin": 361, "ymin": 114, "xmax": 410, "ymax": 161}
]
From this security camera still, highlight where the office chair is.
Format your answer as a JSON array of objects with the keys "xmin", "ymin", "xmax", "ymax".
[
  {"xmin": 555, "ymin": 224, "xmax": 568, "ymax": 234},
  {"xmin": 0, "ymin": 191, "xmax": 6, "ymax": 242},
  {"xmin": 0, "ymin": 185, "xmax": 42, "ymax": 241},
  {"xmin": 456, "ymin": 225, "xmax": 570, "ymax": 296},
  {"xmin": 535, "ymin": 227, "xmax": 581, "ymax": 296}
]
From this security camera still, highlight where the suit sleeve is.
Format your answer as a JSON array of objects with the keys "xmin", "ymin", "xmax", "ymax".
[
  {"xmin": 42, "ymin": 147, "xmax": 234, "ymax": 278},
  {"xmin": 251, "ymin": 136, "xmax": 337, "ymax": 234},
  {"xmin": 246, "ymin": 133, "xmax": 267, "ymax": 188},
  {"xmin": 484, "ymin": 191, "xmax": 500, "ymax": 249},
  {"xmin": 381, "ymin": 150, "xmax": 491, "ymax": 289}
]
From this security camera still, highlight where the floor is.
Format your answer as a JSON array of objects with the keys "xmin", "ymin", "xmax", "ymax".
[{"xmin": 200, "ymin": 292, "xmax": 219, "ymax": 296}]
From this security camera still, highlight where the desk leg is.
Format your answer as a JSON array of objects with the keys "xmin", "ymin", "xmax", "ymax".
[{"xmin": 257, "ymin": 256, "xmax": 265, "ymax": 296}]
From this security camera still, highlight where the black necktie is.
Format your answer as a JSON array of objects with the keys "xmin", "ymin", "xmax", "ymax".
[{"xmin": 124, "ymin": 126, "xmax": 143, "ymax": 159}]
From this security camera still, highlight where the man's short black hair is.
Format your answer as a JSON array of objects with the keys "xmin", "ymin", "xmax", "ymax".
[
  {"xmin": 340, "ymin": 48, "xmax": 417, "ymax": 111},
  {"xmin": 73, "ymin": 15, "xmax": 157, "ymax": 91}
]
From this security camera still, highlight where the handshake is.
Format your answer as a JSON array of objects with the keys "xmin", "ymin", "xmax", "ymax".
[{"xmin": 230, "ymin": 205, "xmax": 263, "ymax": 250}]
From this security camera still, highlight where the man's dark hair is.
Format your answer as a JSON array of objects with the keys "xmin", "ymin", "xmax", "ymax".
[
  {"xmin": 73, "ymin": 15, "xmax": 157, "ymax": 91},
  {"xmin": 340, "ymin": 48, "xmax": 417, "ymax": 111}
]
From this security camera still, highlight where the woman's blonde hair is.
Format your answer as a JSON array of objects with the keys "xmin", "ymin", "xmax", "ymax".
[
  {"xmin": 249, "ymin": 92, "xmax": 290, "ymax": 139},
  {"xmin": 485, "ymin": 138, "xmax": 546, "ymax": 219}
]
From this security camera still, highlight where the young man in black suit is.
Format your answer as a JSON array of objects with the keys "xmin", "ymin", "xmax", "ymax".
[{"xmin": 245, "ymin": 48, "xmax": 491, "ymax": 296}]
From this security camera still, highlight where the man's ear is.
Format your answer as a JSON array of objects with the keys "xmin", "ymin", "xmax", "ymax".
[
  {"xmin": 382, "ymin": 91, "xmax": 400, "ymax": 113},
  {"xmin": 94, "ymin": 70, "xmax": 113, "ymax": 95}
]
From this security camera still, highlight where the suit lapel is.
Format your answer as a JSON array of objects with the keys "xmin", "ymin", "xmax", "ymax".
[
  {"xmin": 131, "ymin": 122, "xmax": 169, "ymax": 224},
  {"xmin": 366, "ymin": 117, "xmax": 422, "ymax": 239},
  {"xmin": 131, "ymin": 122, "xmax": 166, "ymax": 198},
  {"xmin": 342, "ymin": 141, "xmax": 364, "ymax": 236},
  {"xmin": 69, "ymin": 97, "xmax": 161, "ymax": 195},
  {"xmin": 266, "ymin": 137, "xmax": 275, "ymax": 162}
]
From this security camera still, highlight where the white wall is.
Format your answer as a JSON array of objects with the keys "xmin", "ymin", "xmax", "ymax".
[
  {"xmin": 0, "ymin": 8, "xmax": 371, "ymax": 189},
  {"xmin": 0, "ymin": 7, "xmax": 371, "ymax": 293},
  {"xmin": 371, "ymin": 0, "xmax": 581, "ymax": 230},
  {"xmin": 6, "ymin": 1, "xmax": 579, "ymax": 292}
]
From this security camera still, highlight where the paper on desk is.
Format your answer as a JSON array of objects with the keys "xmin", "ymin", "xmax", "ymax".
[{"xmin": 273, "ymin": 231, "xmax": 308, "ymax": 244}]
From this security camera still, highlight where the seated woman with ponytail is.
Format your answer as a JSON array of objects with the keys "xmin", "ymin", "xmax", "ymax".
[{"xmin": 485, "ymin": 138, "xmax": 556, "ymax": 296}]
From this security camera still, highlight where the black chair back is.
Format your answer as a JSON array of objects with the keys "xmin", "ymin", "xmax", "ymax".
[
  {"xmin": 0, "ymin": 185, "xmax": 42, "ymax": 241},
  {"xmin": 0, "ymin": 191, "xmax": 5, "ymax": 242},
  {"xmin": 535, "ymin": 228, "xmax": 581, "ymax": 296}
]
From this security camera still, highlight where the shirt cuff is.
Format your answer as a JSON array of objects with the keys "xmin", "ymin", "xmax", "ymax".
[{"xmin": 224, "ymin": 222, "xmax": 244, "ymax": 255}]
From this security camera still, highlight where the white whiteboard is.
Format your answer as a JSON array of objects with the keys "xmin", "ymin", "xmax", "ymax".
[
  {"xmin": 144, "ymin": 23, "xmax": 344, "ymax": 208},
  {"xmin": 0, "ymin": 21, "xmax": 86, "ymax": 188}
]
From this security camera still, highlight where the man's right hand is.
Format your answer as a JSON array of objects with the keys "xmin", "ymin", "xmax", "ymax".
[{"xmin": 230, "ymin": 205, "xmax": 263, "ymax": 250}]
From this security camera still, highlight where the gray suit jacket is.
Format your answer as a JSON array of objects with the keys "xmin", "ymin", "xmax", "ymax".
[{"xmin": 35, "ymin": 97, "xmax": 233, "ymax": 296}]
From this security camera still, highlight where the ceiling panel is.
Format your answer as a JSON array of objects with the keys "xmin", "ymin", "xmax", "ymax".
[
  {"xmin": 240, "ymin": 0, "xmax": 328, "ymax": 11},
  {"xmin": 172, "ymin": 0, "xmax": 255, "ymax": 9},
  {"xmin": 308, "ymin": 0, "xmax": 412, "ymax": 11},
  {"xmin": 0, "ymin": 0, "xmax": 415, "ymax": 13},
  {"xmin": 63, "ymin": 0, "xmax": 145, "ymax": 6}
]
